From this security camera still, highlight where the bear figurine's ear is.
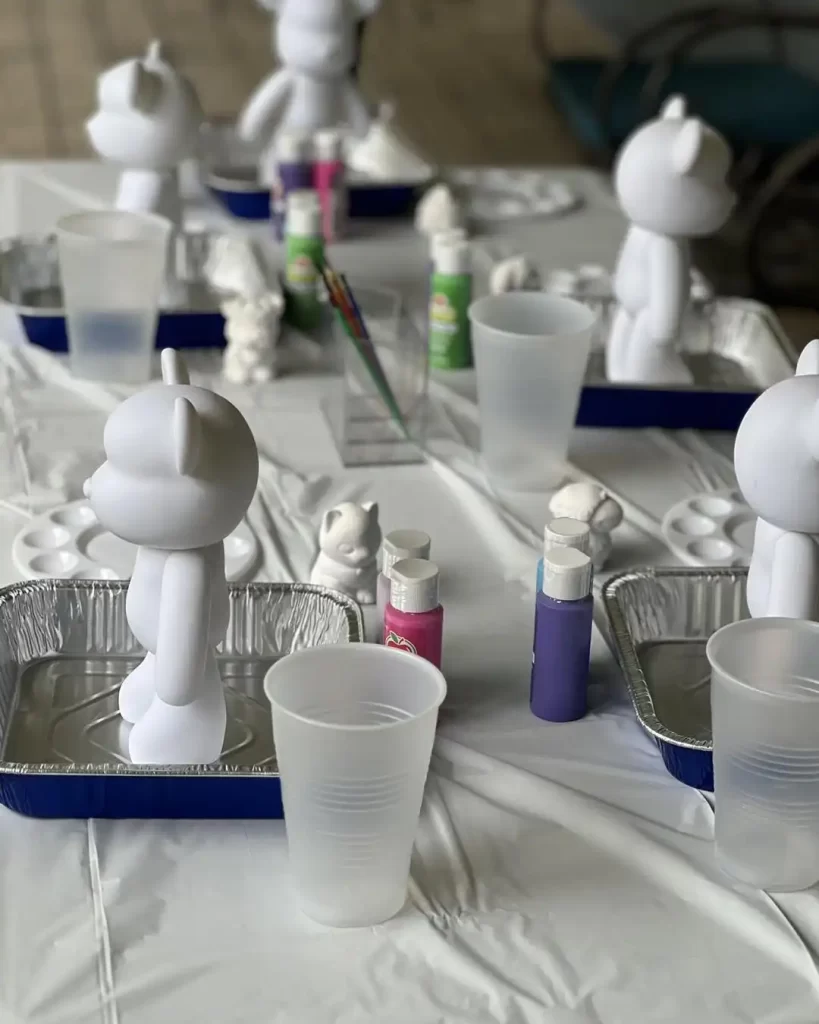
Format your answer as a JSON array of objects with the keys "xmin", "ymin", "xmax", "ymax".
[
  {"xmin": 161, "ymin": 348, "xmax": 190, "ymax": 386},
  {"xmin": 796, "ymin": 339, "xmax": 819, "ymax": 377},
  {"xmin": 145, "ymin": 40, "xmax": 165, "ymax": 65},
  {"xmin": 672, "ymin": 119, "xmax": 704, "ymax": 176},
  {"xmin": 661, "ymin": 95, "xmax": 686, "ymax": 120},
  {"xmin": 172, "ymin": 397, "xmax": 201, "ymax": 476},
  {"xmin": 362, "ymin": 500, "xmax": 379, "ymax": 521},
  {"xmin": 129, "ymin": 61, "xmax": 162, "ymax": 114}
]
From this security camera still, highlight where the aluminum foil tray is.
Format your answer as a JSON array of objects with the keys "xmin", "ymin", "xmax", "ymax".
[
  {"xmin": 0, "ymin": 580, "xmax": 363, "ymax": 819},
  {"xmin": 0, "ymin": 232, "xmax": 227, "ymax": 353},
  {"xmin": 576, "ymin": 299, "xmax": 797, "ymax": 430},
  {"xmin": 602, "ymin": 567, "xmax": 750, "ymax": 790}
]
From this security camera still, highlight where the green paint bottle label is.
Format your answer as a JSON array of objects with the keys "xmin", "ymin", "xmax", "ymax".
[
  {"xmin": 428, "ymin": 271, "xmax": 472, "ymax": 369},
  {"xmin": 284, "ymin": 233, "xmax": 324, "ymax": 332}
]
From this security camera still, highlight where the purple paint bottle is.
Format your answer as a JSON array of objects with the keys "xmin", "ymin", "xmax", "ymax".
[
  {"xmin": 271, "ymin": 131, "xmax": 314, "ymax": 241},
  {"xmin": 530, "ymin": 547, "xmax": 593, "ymax": 722}
]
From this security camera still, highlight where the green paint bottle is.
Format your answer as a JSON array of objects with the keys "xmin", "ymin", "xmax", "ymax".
[
  {"xmin": 428, "ymin": 239, "xmax": 472, "ymax": 369},
  {"xmin": 284, "ymin": 190, "xmax": 324, "ymax": 332}
]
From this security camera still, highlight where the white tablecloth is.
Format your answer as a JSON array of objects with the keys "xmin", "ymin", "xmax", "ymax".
[{"xmin": 0, "ymin": 164, "xmax": 816, "ymax": 1024}]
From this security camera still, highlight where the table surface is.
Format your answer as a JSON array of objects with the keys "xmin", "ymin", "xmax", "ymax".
[{"xmin": 0, "ymin": 163, "xmax": 816, "ymax": 1024}]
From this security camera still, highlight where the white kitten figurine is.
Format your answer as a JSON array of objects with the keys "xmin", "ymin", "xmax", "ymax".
[
  {"xmin": 84, "ymin": 349, "xmax": 259, "ymax": 764},
  {"xmin": 310, "ymin": 501, "xmax": 381, "ymax": 604},
  {"xmin": 735, "ymin": 339, "xmax": 819, "ymax": 620},
  {"xmin": 606, "ymin": 95, "xmax": 735, "ymax": 385}
]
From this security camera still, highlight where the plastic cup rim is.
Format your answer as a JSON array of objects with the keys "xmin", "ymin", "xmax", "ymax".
[
  {"xmin": 55, "ymin": 209, "xmax": 172, "ymax": 245},
  {"xmin": 707, "ymin": 617, "xmax": 819, "ymax": 701},
  {"xmin": 467, "ymin": 291, "xmax": 597, "ymax": 341},
  {"xmin": 263, "ymin": 642, "xmax": 447, "ymax": 732}
]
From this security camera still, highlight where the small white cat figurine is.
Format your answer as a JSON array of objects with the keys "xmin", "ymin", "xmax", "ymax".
[{"xmin": 310, "ymin": 501, "xmax": 381, "ymax": 604}]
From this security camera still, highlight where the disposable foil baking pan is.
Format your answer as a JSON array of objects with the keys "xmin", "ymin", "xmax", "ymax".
[
  {"xmin": 0, "ymin": 232, "xmax": 227, "ymax": 353},
  {"xmin": 602, "ymin": 567, "xmax": 750, "ymax": 790},
  {"xmin": 0, "ymin": 580, "xmax": 363, "ymax": 819}
]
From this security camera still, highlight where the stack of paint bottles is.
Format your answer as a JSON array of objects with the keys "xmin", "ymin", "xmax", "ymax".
[
  {"xmin": 531, "ymin": 517, "xmax": 594, "ymax": 723},
  {"xmin": 376, "ymin": 529, "xmax": 432, "ymax": 639},
  {"xmin": 270, "ymin": 129, "xmax": 348, "ymax": 244}
]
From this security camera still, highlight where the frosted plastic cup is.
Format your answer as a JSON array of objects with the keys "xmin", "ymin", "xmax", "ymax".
[
  {"xmin": 56, "ymin": 210, "xmax": 171, "ymax": 384},
  {"xmin": 708, "ymin": 618, "xmax": 819, "ymax": 891},
  {"xmin": 468, "ymin": 292, "xmax": 597, "ymax": 490},
  {"xmin": 264, "ymin": 643, "xmax": 446, "ymax": 926}
]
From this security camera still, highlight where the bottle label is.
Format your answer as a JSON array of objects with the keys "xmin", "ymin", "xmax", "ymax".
[
  {"xmin": 385, "ymin": 630, "xmax": 417, "ymax": 655},
  {"xmin": 285, "ymin": 252, "xmax": 318, "ymax": 294},
  {"xmin": 428, "ymin": 273, "xmax": 472, "ymax": 369},
  {"xmin": 429, "ymin": 292, "xmax": 458, "ymax": 336}
]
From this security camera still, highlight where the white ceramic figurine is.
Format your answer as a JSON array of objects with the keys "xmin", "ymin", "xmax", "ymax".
[
  {"xmin": 84, "ymin": 349, "xmax": 259, "ymax": 764},
  {"xmin": 310, "ymin": 501, "xmax": 381, "ymax": 604},
  {"xmin": 606, "ymin": 95, "xmax": 735, "ymax": 385},
  {"xmin": 86, "ymin": 40, "xmax": 203, "ymax": 304},
  {"xmin": 238, "ymin": 0, "xmax": 379, "ymax": 174},
  {"xmin": 549, "ymin": 481, "xmax": 623, "ymax": 570},
  {"xmin": 735, "ymin": 340, "xmax": 819, "ymax": 620}
]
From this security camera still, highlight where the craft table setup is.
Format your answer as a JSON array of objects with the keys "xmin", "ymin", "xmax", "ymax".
[{"xmin": 1, "ymin": 19, "xmax": 819, "ymax": 1024}]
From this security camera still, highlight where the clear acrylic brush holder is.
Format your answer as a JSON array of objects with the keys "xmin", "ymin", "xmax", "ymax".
[{"xmin": 325, "ymin": 285, "xmax": 428, "ymax": 467}]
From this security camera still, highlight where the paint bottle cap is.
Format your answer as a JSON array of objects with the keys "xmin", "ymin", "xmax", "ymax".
[
  {"xmin": 544, "ymin": 517, "xmax": 591, "ymax": 558},
  {"xmin": 382, "ymin": 529, "xmax": 432, "ymax": 576},
  {"xmin": 542, "ymin": 547, "xmax": 592, "ymax": 601},
  {"xmin": 276, "ymin": 130, "xmax": 312, "ymax": 163},
  {"xmin": 314, "ymin": 128, "xmax": 344, "ymax": 162},
  {"xmin": 390, "ymin": 557, "xmax": 439, "ymax": 613},
  {"xmin": 286, "ymin": 192, "xmax": 323, "ymax": 236},
  {"xmin": 430, "ymin": 228, "xmax": 468, "ymax": 263},
  {"xmin": 434, "ymin": 238, "xmax": 471, "ymax": 276}
]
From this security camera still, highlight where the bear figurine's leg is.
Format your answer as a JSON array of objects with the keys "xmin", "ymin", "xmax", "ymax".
[
  {"xmin": 118, "ymin": 652, "xmax": 156, "ymax": 725},
  {"xmin": 605, "ymin": 305, "xmax": 634, "ymax": 383},
  {"xmin": 627, "ymin": 310, "xmax": 694, "ymax": 386}
]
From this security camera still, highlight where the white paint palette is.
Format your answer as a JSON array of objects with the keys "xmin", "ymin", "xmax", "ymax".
[
  {"xmin": 661, "ymin": 489, "xmax": 756, "ymax": 567},
  {"xmin": 13, "ymin": 500, "xmax": 259, "ymax": 582}
]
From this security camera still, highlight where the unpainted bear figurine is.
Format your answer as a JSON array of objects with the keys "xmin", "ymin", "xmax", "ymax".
[
  {"xmin": 238, "ymin": 0, "xmax": 379, "ymax": 168},
  {"xmin": 735, "ymin": 339, "xmax": 819, "ymax": 621},
  {"xmin": 606, "ymin": 95, "xmax": 735, "ymax": 385},
  {"xmin": 310, "ymin": 501, "xmax": 381, "ymax": 604},
  {"xmin": 84, "ymin": 349, "xmax": 259, "ymax": 764}
]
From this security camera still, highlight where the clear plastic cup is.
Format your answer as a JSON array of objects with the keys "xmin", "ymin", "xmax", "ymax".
[
  {"xmin": 264, "ymin": 643, "xmax": 446, "ymax": 926},
  {"xmin": 56, "ymin": 210, "xmax": 171, "ymax": 384},
  {"xmin": 708, "ymin": 618, "xmax": 819, "ymax": 891},
  {"xmin": 468, "ymin": 292, "xmax": 596, "ymax": 490}
]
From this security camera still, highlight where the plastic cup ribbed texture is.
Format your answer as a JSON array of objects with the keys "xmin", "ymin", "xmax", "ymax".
[
  {"xmin": 264, "ymin": 643, "xmax": 446, "ymax": 926},
  {"xmin": 708, "ymin": 617, "xmax": 819, "ymax": 891},
  {"xmin": 468, "ymin": 292, "xmax": 596, "ymax": 491}
]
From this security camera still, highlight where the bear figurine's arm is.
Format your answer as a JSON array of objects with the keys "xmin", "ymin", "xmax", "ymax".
[
  {"xmin": 154, "ymin": 550, "xmax": 211, "ymax": 706},
  {"xmin": 648, "ymin": 235, "xmax": 688, "ymax": 341},
  {"xmin": 768, "ymin": 531, "xmax": 818, "ymax": 619},
  {"xmin": 238, "ymin": 69, "xmax": 293, "ymax": 144}
]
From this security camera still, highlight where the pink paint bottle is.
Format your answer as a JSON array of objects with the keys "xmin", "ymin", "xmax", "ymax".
[
  {"xmin": 313, "ymin": 129, "xmax": 347, "ymax": 243},
  {"xmin": 384, "ymin": 558, "xmax": 443, "ymax": 669}
]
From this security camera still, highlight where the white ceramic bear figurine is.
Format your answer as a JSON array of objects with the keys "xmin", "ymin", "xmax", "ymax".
[
  {"xmin": 84, "ymin": 349, "xmax": 259, "ymax": 764},
  {"xmin": 86, "ymin": 40, "xmax": 202, "ymax": 304},
  {"xmin": 238, "ymin": 0, "xmax": 379, "ymax": 172},
  {"xmin": 606, "ymin": 95, "xmax": 735, "ymax": 385},
  {"xmin": 735, "ymin": 339, "xmax": 819, "ymax": 620},
  {"xmin": 310, "ymin": 501, "xmax": 381, "ymax": 604},
  {"xmin": 221, "ymin": 292, "xmax": 284, "ymax": 384}
]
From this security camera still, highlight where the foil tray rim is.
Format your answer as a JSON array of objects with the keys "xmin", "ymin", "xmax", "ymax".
[{"xmin": 601, "ymin": 566, "xmax": 750, "ymax": 753}]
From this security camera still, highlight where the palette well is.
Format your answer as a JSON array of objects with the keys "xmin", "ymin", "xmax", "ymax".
[{"xmin": 13, "ymin": 500, "xmax": 259, "ymax": 582}]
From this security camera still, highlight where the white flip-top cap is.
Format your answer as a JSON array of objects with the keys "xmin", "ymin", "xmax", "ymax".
[
  {"xmin": 544, "ymin": 517, "xmax": 591, "ymax": 558},
  {"xmin": 286, "ymin": 191, "xmax": 323, "ymax": 236},
  {"xmin": 382, "ymin": 529, "xmax": 432, "ymax": 576},
  {"xmin": 430, "ymin": 228, "xmax": 468, "ymax": 262},
  {"xmin": 314, "ymin": 128, "xmax": 344, "ymax": 161},
  {"xmin": 390, "ymin": 557, "xmax": 439, "ymax": 613},
  {"xmin": 542, "ymin": 547, "xmax": 592, "ymax": 601},
  {"xmin": 434, "ymin": 238, "xmax": 471, "ymax": 276},
  {"xmin": 276, "ymin": 130, "xmax": 312, "ymax": 163}
]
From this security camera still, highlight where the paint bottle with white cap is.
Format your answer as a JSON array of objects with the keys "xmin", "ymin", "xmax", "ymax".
[
  {"xmin": 376, "ymin": 529, "xmax": 432, "ymax": 641},
  {"xmin": 384, "ymin": 557, "xmax": 443, "ymax": 669},
  {"xmin": 428, "ymin": 238, "xmax": 472, "ymax": 369},
  {"xmin": 270, "ymin": 131, "xmax": 314, "ymax": 241},
  {"xmin": 284, "ymin": 190, "xmax": 324, "ymax": 332},
  {"xmin": 535, "ymin": 517, "xmax": 591, "ymax": 593},
  {"xmin": 531, "ymin": 547, "xmax": 593, "ymax": 722}
]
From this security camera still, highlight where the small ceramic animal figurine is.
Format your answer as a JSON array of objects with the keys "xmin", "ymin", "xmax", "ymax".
[
  {"xmin": 238, "ymin": 0, "xmax": 379, "ymax": 175},
  {"xmin": 84, "ymin": 349, "xmax": 259, "ymax": 764},
  {"xmin": 735, "ymin": 339, "xmax": 819, "ymax": 620},
  {"xmin": 415, "ymin": 183, "xmax": 465, "ymax": 238},
  {"xmin": 549, "ymin": 481, "xmax": 624, "ymax": 570},
  {"xmin": 310, "ymin": 501, "xmax": 381, "ymax": 604},
  {"xmin": 606, "ymin": 95, "xmax": 735, "ymax": 385},
  {"xmin": 489, "ymin": 254, "xmax": 542, "ymax": 295},
  {"xmin": 86, "ymin": 40, "xmax": 203, "ymax": 304}
]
